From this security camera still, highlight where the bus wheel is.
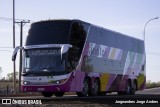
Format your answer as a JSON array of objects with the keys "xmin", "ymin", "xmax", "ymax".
[
  {"xmin": 41, "ymin": 92, "xmax": 53, "ymax": 97},
  {"xmin": 99, "ymin": 91, "xmax": 107, "ymax": 96},
  {"xmin": 118, "ymin": 80, "xmax": 136, "ymax": 95},
  {"xmin": 131, "ymin": 81, "xmax": 136, "ymax": 95},
  {"xmin": 117, "ymin": 91, "xmax": 125, "ymax": 95},
  {"xmin": 90, "ymin": 78, "xmax": 100, "ymax": 96},
  {"xmin": 76, "ymin": 78, "xmax": 89, "ymax": 97},
  {"xmin": 54, "ymin": 92, "xmax": 65, "ymax": 97},
  {"xmin": 125, "ymin": 80, "xmax": 131, "ymax": 95},
  {"xmin": 125, "ymin": 80, "xmax": 137, "ymax": 95}
]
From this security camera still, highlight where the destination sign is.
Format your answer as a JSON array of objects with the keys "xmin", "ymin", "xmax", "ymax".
[{"xmin": 27, "ymin": 49, "xmax": 60, "ymax": 55}]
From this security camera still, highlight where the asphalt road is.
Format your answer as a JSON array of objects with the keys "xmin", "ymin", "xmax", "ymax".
[
  {"xmin": 0, "ymin": 87, "xmax": 160, "ymax": 107},
  {"xmin": 136, "ymin": 87, "xmax": 160, "ymax": 94}
]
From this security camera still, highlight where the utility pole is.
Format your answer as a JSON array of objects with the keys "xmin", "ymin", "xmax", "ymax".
[
  {"xmin": 143, "ymin": 17, "xmax": 159, "ymax": 44},
  {"xmin": 15, "ymin": 20, "xmax": 30, "ymax": 92},
  {"xmin": 13, "ymin": 0, "xmax": 16, "ymax": 95}
]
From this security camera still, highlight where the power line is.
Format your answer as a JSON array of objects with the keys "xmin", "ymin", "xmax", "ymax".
[
  {"xmin": 0, "ymin": 47, "xmax": 13, "ymax": 49},
  {"xmin": 0, "ymin": 17, "xmax": 12, "ymax": 21},
  {"xmin": 0, "ymin": 50, "xmax": 12, "ymax": 52},
  {"xmin": 0, "ymin": 17, "xmax": 33, "ymax": 23}
]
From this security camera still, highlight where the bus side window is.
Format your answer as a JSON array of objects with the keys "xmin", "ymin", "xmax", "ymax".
[{"xmin": 68, "ymin": 22, "xmax": 87, "ymax": 69}]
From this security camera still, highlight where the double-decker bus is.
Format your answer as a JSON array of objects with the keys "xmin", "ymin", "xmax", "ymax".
[{"xmin": 12, "ymin": 19, "xmax": 146, "ymax": 97}]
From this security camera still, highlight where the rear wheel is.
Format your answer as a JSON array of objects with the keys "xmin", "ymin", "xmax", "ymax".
[
  {"xmin": 118, "ymin": 80, "xmax": 136, "ymax": 95},
  {"xmin": 41, "ymin": 92, "xmax": 53, "ymax": 97},
  {"xmin": 131, "ymin": 81, "xmax": 136, "ymax": 95},
  {"xmin": 99, "ymin": 91, "xmax": 107, "ymax": 96},
  {"xmin": 54, "ymin": 92, "xmax": 65, "ymax": 97},
  {"xmin": 125, "ymin": 80, "xmax": 136, "ymax": 95},
  {"xmin": 89, "ymin": 78, "xmax": 100, "ymax": 96},
  {"xmin": 117, "ymin": 91, "xmax": 125, "ymax": 95},
  {"xmin": 125, "ymin": 80, "xmax": 132, "ymax": 95}
]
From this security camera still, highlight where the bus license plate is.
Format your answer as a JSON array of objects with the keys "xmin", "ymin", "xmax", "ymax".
[{"xmin": 37, "ymin": 88, "xmax": 44, "ymax": 91}]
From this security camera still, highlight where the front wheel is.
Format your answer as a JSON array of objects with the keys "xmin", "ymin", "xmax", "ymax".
[
  {"xmin": 54, "ymin": 92, "xmax": 65, "ymax": 97},
  {"xmin": 41, "ymin": 92, "xmax": 53, "ymax": 97}
]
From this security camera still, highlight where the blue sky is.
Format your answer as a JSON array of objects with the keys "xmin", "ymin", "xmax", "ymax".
[{"xmin": 0, "ymin": 0, "xmax": 160, "ymax": 82}]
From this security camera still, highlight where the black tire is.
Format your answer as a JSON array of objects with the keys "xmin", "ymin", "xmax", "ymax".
[
  {"xmin": 125, "ymin": 80, "xmax": 132, "ymax": 95},
  {"xmin": 99, "ymin": 91, "xmax": 107, "ymax": 96},
  {"xmin": 130, "ymin": 81, "xmax": 136, "ymax": 95},
  {"xmin": 117, "ymin": 91, "xmax": 125, "ymax": 95},
  {"xmin": 118, "ymin": 80, "xmax": 133, "ymax": 95},
  {"xmin": 54, "ymin": 92, "xmax": 65, "ymax": 97},
  {"xmin": 76, "ymin": 78, "xmax": 89, "ymax": 97},
  {"xmin": 89, "ymin": 78, "xmax": 100, "ymax": 96},
  {"xmin": 41, "ymin": 92, "xmax": 53, "ymax": 97}
]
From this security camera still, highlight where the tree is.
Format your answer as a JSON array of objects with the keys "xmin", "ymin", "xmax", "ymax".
[
  {"xmin": 6, "ymin": 72, "xmax": 19, "ymax": 81},
  {"xmin": 150, "ymin": 82, "xmax": 157, "ymax": 88},
  {"xmin": 146, "ymin": 80, "xmax": 160, "ymax": 88},
  {"xmin": 146, "ymin": 80, "xmax": 152, "ymax": 88}
]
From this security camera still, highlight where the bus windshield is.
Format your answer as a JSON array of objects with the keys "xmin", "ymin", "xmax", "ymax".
[{"xmin": 24, "ymin": 49, "xmax": 65, "ymax": 73}]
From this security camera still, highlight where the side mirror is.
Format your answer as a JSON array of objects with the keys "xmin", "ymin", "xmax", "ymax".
[
  {"xmin": 12, "ymin": 46, "xmax": 24, "ymax": 61},
  {"xmin": 61, "ymin": 44, "xmax": 72, "ymax": 60}
]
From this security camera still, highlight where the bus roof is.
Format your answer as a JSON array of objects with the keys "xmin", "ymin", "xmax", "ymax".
[{"xmin": 32, "ymin": 19, "xmax": 144, "ymax": 42}]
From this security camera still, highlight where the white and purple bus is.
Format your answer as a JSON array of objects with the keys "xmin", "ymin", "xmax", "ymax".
[{"xmin": 12, "ymin": 19, "xmax": 146, "ymax": 97}]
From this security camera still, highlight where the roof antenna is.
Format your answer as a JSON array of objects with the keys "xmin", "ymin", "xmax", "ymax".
[{"xmin": 48, "ymin": 13, "xmax": 51, "ymax": 20}]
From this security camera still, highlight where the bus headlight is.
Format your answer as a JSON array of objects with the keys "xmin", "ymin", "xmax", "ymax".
[
  {"xmin": 56, "ymin": 81, "xmax": 60, "ymax": 84},
  {"xmin": 55, "ymin": 79, "xmax": 67, "ymax": 84},
  {"xmin": 22, "ymin": 81, "xmax": 30, "ymax": 85}
]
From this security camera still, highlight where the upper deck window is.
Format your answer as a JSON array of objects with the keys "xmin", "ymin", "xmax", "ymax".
[{"xmin": 26, "ymin": 20, "xmax": 72, "ymax": 45}]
